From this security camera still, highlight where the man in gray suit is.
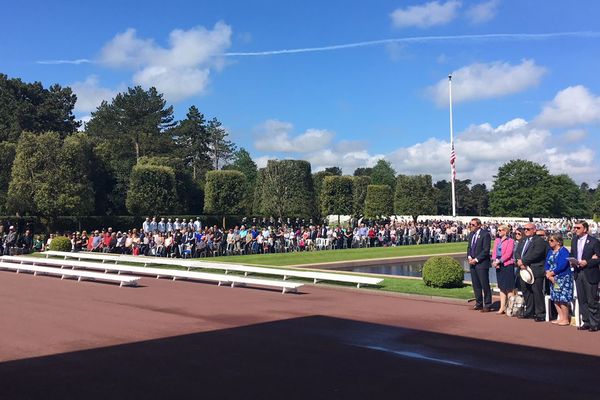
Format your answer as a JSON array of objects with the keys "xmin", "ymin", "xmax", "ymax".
[
  {"xmin": 467, "ymin": 218, "xmax": 492, "ymax": 312},
  {"xmin": 518, "ymin": 223, "xmax": 547, "ymax": 321}
]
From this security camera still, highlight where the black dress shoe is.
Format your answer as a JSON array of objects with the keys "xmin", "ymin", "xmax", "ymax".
[
  {"xmin": 472, "ymin": 305, "xmax": 483, "ymax": 311},
  {"xmin": 534, "ymin": 316, "xmax": 545, "ymax": 322},
  {"xmin": 577, "ymin": 325, "xmax": 590, "ymax": 331},
  {"xmin": 590, "ymin": 326, "xmax": 599, "ymax": 332}
]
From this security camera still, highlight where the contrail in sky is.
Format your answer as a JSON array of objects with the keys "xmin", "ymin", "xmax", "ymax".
[
  {"xmin": 36, "ymin": 58, "xmax": 92, "ymax": 65},
  {"xmin": 36, "ymin": 31, "xmax": 600, "ymax": 64},
  {"xmin": 223, "ymin": 31, "xmax": 600, "ymax": 56}
]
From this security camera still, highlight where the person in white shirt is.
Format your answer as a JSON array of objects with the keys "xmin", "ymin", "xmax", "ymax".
[{"xmin": 142, "ymin": 218, "xmax": 150, "ymax": 234}]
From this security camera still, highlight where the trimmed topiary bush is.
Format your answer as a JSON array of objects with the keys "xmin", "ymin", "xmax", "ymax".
[
  {"xmin": 422, "ymin": 256, "xmax": 464, "ymax": 288},
  {"xmin": 48, "ymin": 236, "xmax": 72, "ymax": 252}
]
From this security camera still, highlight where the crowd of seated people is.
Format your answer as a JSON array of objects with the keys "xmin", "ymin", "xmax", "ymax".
[
  {"xmin": 4, "ymin": 216, "xmax": 597, "ymax": 260},
  {"xmin": 38, "ymin": 217, "xmax": 471, "ymax": 258}
]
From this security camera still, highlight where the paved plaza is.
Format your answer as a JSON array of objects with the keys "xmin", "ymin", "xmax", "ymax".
[{"xmin": 1, "ymin": 272, "xmax": 599, "ymax": 399}]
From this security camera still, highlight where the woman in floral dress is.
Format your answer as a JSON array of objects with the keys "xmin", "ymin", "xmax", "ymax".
[{"xmin": 544, "ymin": 234, "xmax": 574, "ymax": 326}]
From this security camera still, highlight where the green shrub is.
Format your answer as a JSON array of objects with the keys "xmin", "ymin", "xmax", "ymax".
[
  {"xmin": 48, "ymin": 236, "xmax": 72, "ymax": 252},
  {"xmin": 422, "ymin": 256, "xmax": 464, "ymax": 288}
]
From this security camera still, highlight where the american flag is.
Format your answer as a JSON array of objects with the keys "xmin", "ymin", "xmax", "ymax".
[{"xmin": 450, "ymin": 144, "xmax": 456, "ymax": 181}]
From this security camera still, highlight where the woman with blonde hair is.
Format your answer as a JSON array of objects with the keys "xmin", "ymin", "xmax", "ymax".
[{"xmin": 493, "ymin": 224, "xmax": 516, "ymax": 314}]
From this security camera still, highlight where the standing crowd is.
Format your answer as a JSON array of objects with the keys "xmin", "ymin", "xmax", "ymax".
[{"xmin": 467, "ymin": 218, "xmax": 600, "ymax": 332}]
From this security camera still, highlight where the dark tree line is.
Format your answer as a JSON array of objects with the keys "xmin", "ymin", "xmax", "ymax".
[{"xmin": 1, "ymin": 73, "xmax": 598, "ymax": 225}]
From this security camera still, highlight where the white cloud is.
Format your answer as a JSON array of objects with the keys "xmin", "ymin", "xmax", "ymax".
[
  {"xmin": 253, "ymin": 117, "xmax": 598, "ymax": 185},
  {"xmin": 466, "ymin": 0, "xmax": 500, "ymax": 23},
  {"xmin": 98, "ymin": 22, "xmax": 232, "ymax": 101},
  {"xmin": 304, "ymin": 149, "xmax": 385, "ymax": 174},
  {"xmin": 70, "ymin": 75, "xmax": 119, "ymax": 113},
  {"xmin": 391, "ymin": 1, "xmax": 461, "ymax": 28},
  {"xmin": 427, "ymin": 59, "xmax": 546, "ymax": 106},
  {"xmin": 562, "ymin": 129, "xmax": 588, "ymax": 142},
  {"xmin": 535, "ymin": 85, "xmax": 600, "ymax": 128},
  {"xmin": 386, "ymin": 118, "xmax": 597, "ymax": 185},
  {"xmin": 77, "ymin": 115, "xmax": 92, "ymax": 131},
  {"xmin": 254, "ymin": 119, "xmax": 334, "ymax": 153}
]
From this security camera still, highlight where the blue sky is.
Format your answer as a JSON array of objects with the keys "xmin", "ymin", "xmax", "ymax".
[{"xmin": 2, "ymin": 0, "xmax": 599, "ymax": 185}]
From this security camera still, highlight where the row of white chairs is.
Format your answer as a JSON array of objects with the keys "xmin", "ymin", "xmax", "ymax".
[
  {"xmin": 44, "ymin": 250, "xmax": 384, "ymax": 289},
  {"xmin": 0, "ymin": 258, "xmax": 140, "ymax": 287},
  {"xmin": 4, "ymin": 255, "xmax": 304, "ymax": 294}
]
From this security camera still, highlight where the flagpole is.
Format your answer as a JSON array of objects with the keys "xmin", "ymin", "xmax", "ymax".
[{"xmin": 448, "ymin": 74, "xmax": 457, "ymax": 218}]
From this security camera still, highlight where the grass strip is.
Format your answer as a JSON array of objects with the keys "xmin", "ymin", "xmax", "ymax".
[{"xmin": 211, "ymin": 242, "xmax": 468, "ymax": 266}]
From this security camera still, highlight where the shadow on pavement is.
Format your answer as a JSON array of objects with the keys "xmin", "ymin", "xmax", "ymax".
[{"xmin": 1, "ymin": 315, "xmax": 597, "ymax": 399}]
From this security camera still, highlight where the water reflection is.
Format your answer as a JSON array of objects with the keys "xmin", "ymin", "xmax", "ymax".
[{"xmin": 337, "ymin": 256, "xmax": 498, "ymax": 284}]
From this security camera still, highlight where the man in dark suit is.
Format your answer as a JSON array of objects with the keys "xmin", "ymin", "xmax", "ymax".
[
  {"xmin": 467, "ymin": 218, "xmax": 492, "ymax": 312},
  {"xmin": 570, "ymin": 221, "xmax": 600, "ymax": 332},
  {"xmin": 518, "ymin": 223, "xmax": 547, "ymax": 321}
]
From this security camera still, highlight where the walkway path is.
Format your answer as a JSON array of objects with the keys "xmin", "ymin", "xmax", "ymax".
[{"xmin": 0, "ymin": 272, "xmax": 597, "ymax": 399}]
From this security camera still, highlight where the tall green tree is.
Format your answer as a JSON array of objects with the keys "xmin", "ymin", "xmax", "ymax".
[
  {"xmin": 126, "ymin": 164, "xmax": 177, "ymax": 215},
  {"xmin": 86, "ymin": 86, "xmax": 175, "ymax": 212},
  {"xmin": 546, "ymin": 174, "xmax": 589, "ymax": 218},
  {"xmin": 352, "ymin": 175, "xmax": 371, "ymax": 218},
  {"xmin": 312, "ymin": 171, "xmax": 334, "ymax": 219},
  {"xmin": 172, "ymin": 105, "xmax": 211, "ymax": 181},
  {"xmin": 0, "ymin": 142, "xmax": 16, "ymax": 213},
  {"xmin": 435, "ymin": 179, "xmax": 472, "ymax": 215},
  {"xmin": 469, "ymin": 183, "xmax": 489, "ymax": 216},
  {"xmin": 204, "ymin": 170, "xmax": 247, "ymax": 227},
  {"xmin": 207, "ymin": 117, "xmax": 235, "ymax": 170},
  {"xmin": 353, "ymin": 167, "xmax": 373, "ymax": 177},
  {"xmin": 364, "ymin": 185, "xmax": 393, "ymax": 219},
  {"xmin": 226, "ymin": 148, "xmax": 258, "ymax": 186},
  {"xmin": 394, "ymin": 174, "xmax": 436, "ymax": 222},
  {"xmin": 6, "ymin": 132, "xmax": 93, "ymax": 219},
  {"xmin": 370, "ymin": 159, "xmax": 396, "ymax": 191},
  {"xmin": 593, "ymin": 183, "xmax": 600, "ymax": 218},
  {"xmin": 489, "ymin": 160, "xmax": 552, "ymax": 217},
  {"xmin": 252, "ymin": 168, "xmax": 266, "ymax": 216},
  {"xmin": 324, "ymin": 166, "xmax": 342, "ymax": 176},
  {"xmin": 138, "ymin": 156, "xmax": 203, "ymax": 214},
  {"xmin": 222, "ymin": 147, "xmax": 257, "ymax": 213},
  {"xmin": 258, "ymin": 160, "xmax": 315, "ymax": 218},
  {"xmin": 320, "ymin": 176, "xmax": 354, "ymax": 222},
  {"xmin": 579, "ymin": 182, "xmax": 595, "ymax": 218},
  {"xmin": 0, "ymin": 74, "xmax": 79, "ymax": 142},
  {"xmin": 86, "ymin": 86, "xmax": 175, "ymax": 161}
]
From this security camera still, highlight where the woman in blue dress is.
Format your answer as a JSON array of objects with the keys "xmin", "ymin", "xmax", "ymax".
[{"xmin": 544, "ymin": 233, "xmax": 574, "ymax": 326}]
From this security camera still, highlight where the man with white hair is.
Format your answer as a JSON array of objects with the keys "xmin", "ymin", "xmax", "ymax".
[{"xmin": 517, "ymin": 222, "xmax": 548, "ymax": 322}]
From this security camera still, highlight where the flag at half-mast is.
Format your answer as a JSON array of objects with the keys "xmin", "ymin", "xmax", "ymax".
[{"xmin": 450, "ymin": 143, "xmax": 456, "ymax": 181}]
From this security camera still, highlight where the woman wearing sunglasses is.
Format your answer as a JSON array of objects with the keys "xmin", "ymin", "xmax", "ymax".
[{"xmin": 493, "ymin": 225, "xmax": 515, "ymax": 314}]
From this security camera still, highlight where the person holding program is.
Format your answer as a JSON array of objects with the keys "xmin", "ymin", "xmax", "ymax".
[{"xmin": 569, "ymin": 221, "xmax": 600, "ymax": 332}]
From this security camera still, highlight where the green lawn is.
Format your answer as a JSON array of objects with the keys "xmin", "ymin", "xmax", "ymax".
[
  {"xmin": 378, "ymin": 277, "xmax": 474, "ymax": 299},
  {"xmin": 209, "ymin": 243, "xmax": 474, "ymax": 299},
  {"xmin": 214, "ymin": 242, "xmax": 467, "ymax": 266}
]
